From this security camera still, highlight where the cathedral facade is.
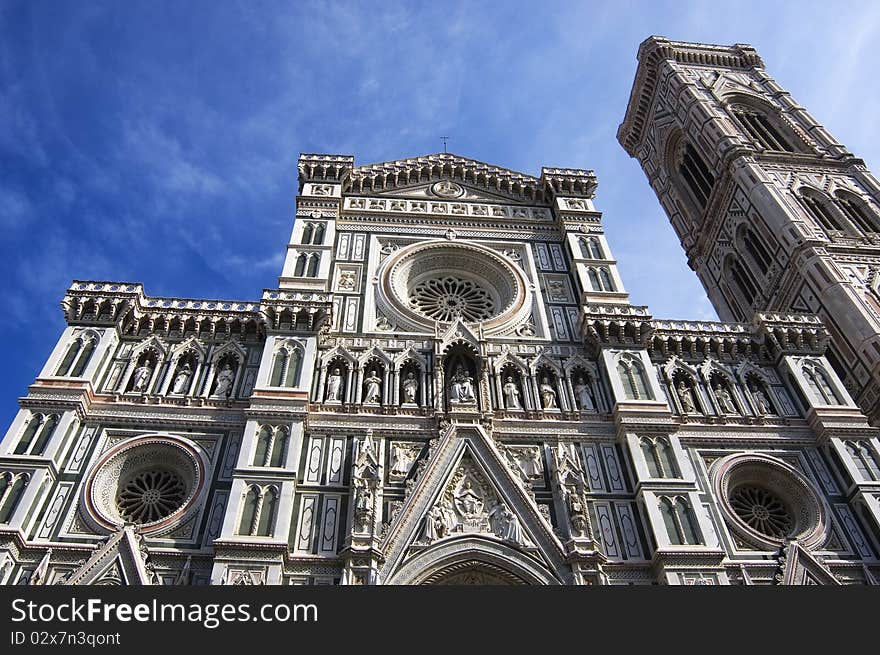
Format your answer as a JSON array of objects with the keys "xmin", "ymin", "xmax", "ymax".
[{"xmin": 1, "ymin": 37, "xmax": 879, "ymax": 586}]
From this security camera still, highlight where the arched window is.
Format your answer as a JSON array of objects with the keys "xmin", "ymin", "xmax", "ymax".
[
  {"xmin": 70, "ymin": 338, "xmax": 95, "ymax": 376},
  {"xmin": 802, "ymin": 363, "xmax": 841, "ymax": 405},
  {"xmin": 313, "ymin": 223, "xmax": 326, "ymax": 245},
  {"xmin": 270, "ymin": 430, "xmax": 287, "ymax": 468},
  {"xmin": 727, "ymin": 256, "xmax": 758, "ymax": 307},
  {"xmin": 678, "ymin": 143, "xmax": 715, "ymax": 210},
  {"xmin": 641, "ymin": 437, "xmax": 678, "ymax": 478},
  {"xmin": 660, "ymin": 496, "xmax": 700, "ymax": 545},
  {"xmin": 14, "ymin": 416, "xmax": 43, "ymax": 455},
  {"xmin": 799, "ymin": 190, "xmax": 845, "ymax": 233},
  {"xmin": 730, "ymin": 105, "xmax": 795, "ymax": 152},
  {"xmin": 294, "ymin": 253, "xmax": 308, "ymax": 277},
  {"xmin": 835, "ymin": 192, "xmax": 879, "ymax": 234},
  {"xmin": 28, "ymin": 414, "xmax": 58, "ymax": 456},
  {"xmin": 56, "ymin": 339, "xmax": 82, "ymax": 376},
  {"xmin": 238, "ymin": 485, "xmax": 260, "ymax": 536},
  {"xmin": 0, "ymin": 473, "xmax": 28, "ymax": 523},
  {"xmin": 302, "ymin": 223, "xmax": 315, "ymax": 245},
  {"xmin": 740, "ymin": 226, "xmax": 773, "ymax": 275},
  {"xmin": 588, "ymin": 268, "xmax": 601, "ymax": 291},
  {"xmin": 617, "ymin": 356, "xmax": 651, "ymax": 400},
  {"xmin": 600, "ymin": 268, "xmax": 615, "ymax": 292},
  {"xmin": 256, "ymin": 487, "xmax": 278, "ymax": 537},
  {"xmin": 845, "ymin": 441, "xmax": 880, "ymax": 481},
  {"xmin": 253, "ymin": 426, "xmax": 273, "ymax": 467},
  {"xmin": 269, "ymin": 350, "xmax": 287, "ymax": 387},
  {"xmin": 306, "ymin": 253, "xmax": 320, "ymax": 277},
  {"xmin": 579, "ymin": 236, "xmax": 603, "ymax": 259}
]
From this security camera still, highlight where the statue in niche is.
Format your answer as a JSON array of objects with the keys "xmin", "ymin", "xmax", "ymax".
[
  {"xmin": 132, "ymin": 360, "xmax": 153, "ymax": 392},
  {"xmin": 423, "ymin": 506, "xmax": 443, "ymax": 542},
  {"xmin": 573, "ymin": 376, "xmax": 595, "ymax": 411},
  {"xmin": 454, "ymin": 481, "xmax": 483, "ymax": 517},
  {"xmin": 449, "ymin": 365, "xmax": 476, "ymax": 403},
  {"xmin": 390, "ymin": 443, "xmax": 415, "ymax": 478},
  {"xmin": 325, "ymin": 368, "xmax": 342, "ymax": 402},
  {"xmin": 502, "ymin": 376, "xmax": 522, "ymax": 409},
  {"xmin": 212, "ymin": 363, "xmax": 235, "ymax": 398},
  {"xmin": 172, "ymin": 362, "xmax": 193, "ymax": 394},
  {"xmin": 751, "ymin": 386, "xmax": 774, "ymax": 415},
  {"xmin": 520, "ymin": 448, "xmax": 543, "ymax": 478},
  {"xmin": 676, "ymin": 380, "xmax": 696, "ymax": 414},
  {"xmin": 539, "ymin": 377, "xmax": 558, "ymax": 409},
  {"xmin": 364, "ymin": 370, "xmax": 382, "ymax": 404},
  {"xmin": 567, "ymin": 491, "xmax": 590, "ymax": 538},
  {"xmin": 714, "ymin": 383, "xmax": 737, "ymax": 414},
  {"xmin": 402, "ymin": 371, "xmax": 419, "ymax": 405}
]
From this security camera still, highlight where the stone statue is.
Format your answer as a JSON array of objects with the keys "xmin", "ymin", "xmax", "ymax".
[
  {"xmin": 172, "ymin": 362, "xmax": 192, "ymax": 394},
  {"xmin": 714, "ymin": 384, "xmax": 737, "ymax": 414},
  {"xmin": 423, "ymin": 506, "xmax": 442, "ymax": 542},
  {"xmin": 364, "ymin": 370, "xmax": 382, "ymax": 404},
  {"xmin": 212, "ymin": 363, "xmax": 235, "ymax": 398},
  {"xmin": 539, "ymin": 377, "xmax": 557, "ymax": 409},
  {"xmin": 573, "ymin": 376, "xmax": 595, "ymax": 411},
  {"xmin": 132, "ymin": 361, "xmax": 152, "ymax": 392},
  {"xmin": 326, "ymin": 368, "xmax": 342, "ymax": 402},
  {"xmin": 520, "ymin": 448, "xmax": 543, "ymax": 478},
  {"xmin": 449, "ymin": 365, "xmax": 476, "ymax": 403},
  {"xmin": 390, "ymin": 443, "xmax": 414, "ymax": 478},
  {"xmin": 454, "ymin": 480, "xmax": 482, "ymax": 516},
  {"xmin": 677, "ymin": 381, "xmax": 696, "ymax": 414},
  {"xmin": 567, "ymin": 491, "xmax": 589, "ymax": 538},
  {"xmin": 499, "ymin": 506, "xmax": 523, "ymax": 544},
  {"xmin": 438, "ymin": 497, "xmax": 457, "ymax": 535},
  {"xmin": 752, "ymin": 386, "xmax": 773, "ymax": 415},
  {"xmin": 502, "ymin": 376, "xmax": 522, "ymax": 409},
  {"xmin": 402, "ymin": 371, "xmax": 419, "ymax": 405}
]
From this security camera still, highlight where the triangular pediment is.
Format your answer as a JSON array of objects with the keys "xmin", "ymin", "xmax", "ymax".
[
  {"xmin": 64, "ymin": 526, "xmax": 155, "ymax": 586},
  {"xmin": 379, "ymin": 423, "xmax": 569, "ymax": 585},
  {"xmin": 372, "ymin": 181, "xmax": 523, "ymax": 203},
  {"xmin": 776, "ymin": 541, "xmax": 841, "ymax": 586}
]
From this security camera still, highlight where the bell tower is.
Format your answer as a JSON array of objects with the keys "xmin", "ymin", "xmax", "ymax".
[{"xmin": 618, "ymin": 36, "xmax": 880, "ymax": 424}]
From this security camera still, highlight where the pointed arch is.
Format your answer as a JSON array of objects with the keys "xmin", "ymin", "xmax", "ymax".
[
  {"xmin": 801, "ymin": 360, "xmax": 841, "ymax": 405},
  {"xmin": 616, "ymin": 353, "xmax": 651, "ymax": 400},
  {"xmin": 238, "ymin": 485, "xmax": 260, "ymax": 536}
]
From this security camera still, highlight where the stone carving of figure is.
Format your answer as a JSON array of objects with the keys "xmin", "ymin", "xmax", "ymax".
[
  {"xmin": 326, "ymin": 368, "xmax": 342, "ymax": 402},
  {"xmin": 502, "ymin": 376, "xmax": 522, "ymax": 409},
  {"xmin": 423, "ymin": 506, "xmax": 442, "ymax": 542},
  {"xmin": 539, "ymin": 377, "xmax": 557, "ymax": 409},
  {"xmin": 364, "ymin": 370, "xmax": 382, "ymax": 404},
  {"xmin": 714, "ymin": 384, "xmax": 737, "ymax": 414},
  {"xmin": 520, "ymin": 448, "xmax": 543, "ymax": 478},
  {"xmin": 172, "ymin": 362, "xmax": 192, "ymax": 394},
  {"xmin": 751, "ymin": 386, "xmax": 773, "ymax": 415},
  {"xmin": 573, "ymin": 376, "xmax": 595, "ymax": 411},
  {"xmin": 132, "ymin": 361, "xmax": 152, "ymax": 392},
  {"xmin": 390, "ymin": 443, "xmax": 414, "ymax": 478},
  {"xmin": 438, "ymin": 497, "xmax": 457, "ymax": 535},
  {"xmin": 677, "ymin": 381, "xmax": 696, "ymax": 414},
  {"xmin": 500, "ymin": 506, "xmax": 524, "ymax": 544},
  {"xmin": 212, "ymin": 363, "xmax": 235, "ymax": 398},
  {"xmin": 402, "ymin": 371, "xmax": 419, "ymax": 405},
  {"xmin": 449, "ymin": 365, "xmax": 476, "ymax": 403},
  {"xmin": 567, "ymin": 491, "xmax": 589, "ymax": 538},
  {"xmin": 454, "ymin": 481, "xmax": 482, "ymax": 516}
]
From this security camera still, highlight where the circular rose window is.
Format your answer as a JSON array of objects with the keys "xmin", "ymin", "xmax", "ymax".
[
  {"xmin": 711, "ymin": 453, "xmax": 829, "ymax": 550},
  {"xmin": 377, "ymin": 240, "xmax": 532, "ymax": 334},
  {"xmin": 83, "ymin": 435, "xmax": 206, "ymax": 535}
]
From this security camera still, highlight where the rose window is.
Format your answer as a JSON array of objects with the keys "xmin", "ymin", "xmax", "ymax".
[
  {"xmin": 729, "ymin": 485, "xmax": 793, "ymax": 538},
  {"xmin": 711, "ymin": 453, "xmax": 829, "ymax": 550},
  {"xmin": 116, "ymin": 469, "xmax": 187, "ymax": 524},
  {"xmin": 377, "ymin": 240, "xmax": 532, "ymax": 334},
  {"xmin": 83, "ymin": 435, "xmax": 206, "ymax": 535},
  {"xmin": 409, "ymin": 277, "xmax": 496, "ymax": 322}
]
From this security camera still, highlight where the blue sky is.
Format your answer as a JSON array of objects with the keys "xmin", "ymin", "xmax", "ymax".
[{"xmin": 2, "ymin": 0, "xmax": 880, "ymax": 426}]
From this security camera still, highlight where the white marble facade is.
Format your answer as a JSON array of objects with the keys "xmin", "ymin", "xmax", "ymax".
[{"xmin": 1, "ymin": 38, "xmax": 879, "ymax": 587}]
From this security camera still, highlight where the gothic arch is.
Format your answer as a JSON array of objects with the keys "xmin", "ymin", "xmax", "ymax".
[
  {"xmin": 720, "ymin": 92, "xmax": 807, "ymax": 153},
  {"xmin": 384, "ymin": 535, "xmax": 561, "ymax": 586}
]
